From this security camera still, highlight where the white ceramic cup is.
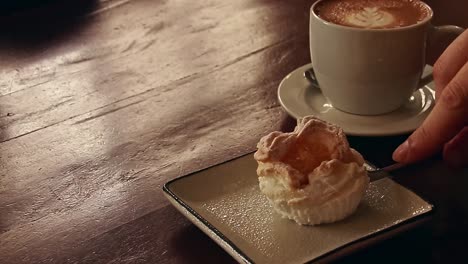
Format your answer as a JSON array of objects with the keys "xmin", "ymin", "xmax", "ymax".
[{"xmin": 309, "ymin": 0, "xmax": 464, "ymax": 115}]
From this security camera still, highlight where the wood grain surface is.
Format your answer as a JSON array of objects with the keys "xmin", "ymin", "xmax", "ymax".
[{"xmin": 0, "ymin": 0, "xmax": 467, "ymax": 263}]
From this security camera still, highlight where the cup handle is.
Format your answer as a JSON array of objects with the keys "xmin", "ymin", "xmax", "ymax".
[
  {"xmin": 432, "ymin": 25, "xmax": 465, "ymax": 36},
  {"xmin": 304, "ymin": 68, "xmax": 321, "ymax": 89},
  {"xmin": 420, "ymin": 25, "xmax": 465, "ymax": 87}
]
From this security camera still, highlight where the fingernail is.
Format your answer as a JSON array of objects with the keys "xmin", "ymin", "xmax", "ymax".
[{"xmin": 393, "ymin": 140, "xmax": 409, "ymax": 162}]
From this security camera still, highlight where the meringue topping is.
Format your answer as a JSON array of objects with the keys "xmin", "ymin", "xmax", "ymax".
[
  {"xmin": 254, "ymin": 116, "xmax": 369, "ymax": 225},
  {"xmin": 254, "ymin": 116, "xmax": 363, "ymax": 189}
]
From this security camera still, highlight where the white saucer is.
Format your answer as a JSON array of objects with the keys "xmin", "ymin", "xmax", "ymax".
[{"xmin": 278, "ymin": 64, "xmax": 435, "ymax": 136}]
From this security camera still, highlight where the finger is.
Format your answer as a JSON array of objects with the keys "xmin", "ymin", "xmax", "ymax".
[
  {"xmin": 393, "ymin": 61, "xmax": 468, "ymax": 163},
  {"xmin": 443, "ymin": 126, "xmax": 468, "ymax": 167},
  {"xmin": 433, "ymin": 29, "xmax": 468, "ymax": 99}
]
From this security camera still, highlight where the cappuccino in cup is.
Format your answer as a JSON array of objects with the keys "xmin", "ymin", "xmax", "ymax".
[
  {"xmin": 309, "ymin": 0, "xmax": 463, "ymax": 115},
  {"xmin": 316, "ymin": 0, "xmax": 431, "ymax": 29}
]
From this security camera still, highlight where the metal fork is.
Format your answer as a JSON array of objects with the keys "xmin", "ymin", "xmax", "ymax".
[{"xmin": 366, "ymin": 162, "xmax": 407, "ymax": 182}]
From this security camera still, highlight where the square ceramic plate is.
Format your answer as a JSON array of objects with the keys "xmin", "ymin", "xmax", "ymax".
[{"xmin": 163, "ymin": 153, "xmax": 433, "ymax": 263}]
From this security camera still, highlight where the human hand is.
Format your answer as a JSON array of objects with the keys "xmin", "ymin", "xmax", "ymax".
[{"xmin": 393, "ymin": 29, "xmax": 468, "ymax": 167}]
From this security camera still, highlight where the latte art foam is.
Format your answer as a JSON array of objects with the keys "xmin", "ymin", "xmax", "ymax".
[
  {"xmin": 346, "ymin": 7, "xmax": 394, "ymax": 28},
  {"xmin": 316, "ymin": 0, "xmax": 431, "ymax": 29}
]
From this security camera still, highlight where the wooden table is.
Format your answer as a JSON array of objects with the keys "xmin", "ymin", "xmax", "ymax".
[{"xmin": 1, "ymin": 0, "xmax": 467, "ymax": 263}]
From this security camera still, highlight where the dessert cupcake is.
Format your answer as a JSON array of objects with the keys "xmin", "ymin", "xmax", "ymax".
[{"xmin": 254, "ymin": 116, "xmax": 369, "ymax": 225}]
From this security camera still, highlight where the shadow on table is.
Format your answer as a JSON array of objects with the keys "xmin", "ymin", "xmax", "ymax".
[
  {"xmin": 0, "ymin": 0, "xmax": 98, "ymax": 57},
  {"xmin": 0, "ymin": 0, "xmax": 57, "ymax": 15},
  {"xmin": 169, "ymin": 224, "xmax": 237, "ymax": 264},
  {"xmin": 336, "ymin": 222, "xmax": 433, "ymax": 264},
  {"xmin": 348, "ymin": 135, "xmax": 409, "ymax": 168}
]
